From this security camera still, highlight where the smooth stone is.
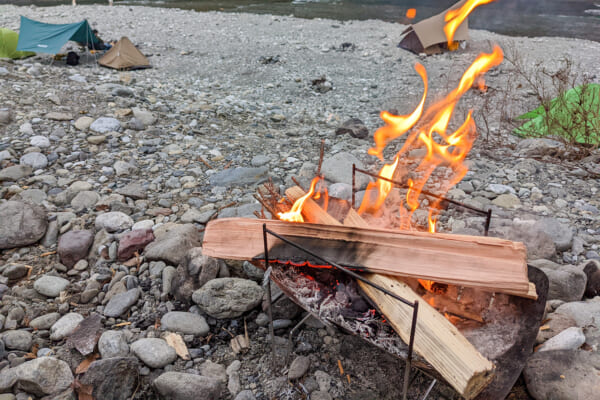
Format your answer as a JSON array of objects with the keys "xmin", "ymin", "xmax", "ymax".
[
  {"xmin": 583, "ymin": 260, "xmax": 600, "ymax": 298},
  {"xmin": 524, "ymin": 350, "xmax": 600, "ymax": 400},
  {"xmin": 103, "ymin": 288, "xmax": 140, "ymax": 317},
  {"xmin": 117, "ymin": 229, "xmax": 155, "ymax": 262},
  {"xmin": 537, "ymin": 313, "xmax": 578, "ymax": 343},
  {"xmin": 144, "ymin": 224, "xmax": 202, "ymax": 266},
  {"xmin": 320, "ymin": 152, "xmax": 370, "ymax": 189},
  {"xmin": 335, "ymin": 118, "xmax": 369, "ymax": 139},
  {"xmin": 487, "ymin": 183, "xmax": 516, "ymax": 195},
  {"xmin": 234, "ymin": 390, "xmax": 256, "ymax": 400},
  {"xmin": 130, "ymin": 338, "xmax": 177, "ymax": 368},
  {"xmin": 554, "ymin": 300, "xmax": 600, "ymax": 327},
  {"xmin": 29, "ymin": 313, "xmax": 61, "ymax": 330},
  {"xmin": 19, "ymin": 152, "xmax": 48, "ymax": 170},
  {"xmin": 113, "ymin": 160, "xmax": 138, "ymax": 176},
  {"xmin": 1, "ymin": 264, "xmax": 29, "ymax": 280},
  {"xmin": 160, "ymin": 312, "xmax": 209, "ymax": 336},
  {"xmin": 538, "ymin": 327, "xmax": 586, "ymax": 352},
  {"xmin": 491, "ymin": 193, "xmax": 521, "ymax": 208},
  {"xmin": 16, "ymin": 188, "xmax": 46, "ymax": 205},
  {"xmin": 154, "ymin": 372, "xmax": 221, "ymax": 400},
  {"xmin": 288, "ymin": 356, "xmax": 310, "ymax": 380},
  {"xmin": 98, "ymin": 330, "xmax": 130, "ymax": 358},
  {"xmin": 0, "ymin": 165, "xmax": 32, "ymax": 182},
  {"xmin": 50, "ymin": 313, "xmax": 84, "ymax": 340},
  {"xmin": 0, "ymin": 201, "xmax": 47, "ymax": 249},
  {"xmin": 1, "ymin": 330, "xmax": 32, "ymax": 351},
  {"xmin": 209, "ymin": 166, "xmax": 269, "ymax": 188},
  {"xmin": 116, "ymin": 182, "xmax": 147, "ymax": 200},
  {"xmin": 90, "ymin": 117, "xmax": 121, "ymax": 133},
  {"xmin": 533, "ymin": 218, "xmax": 574, "ymax": 252},
  {"xmin": 531, "ymin": 261, "xmax": 587, "ymax": 302},
  {"xmin": 250, "ymin": 154, "xmax": 270, "ymax": 167},
  {"xmin": 192, "ymin": 278, "xmax": 263, "ymax": 319},
  {"xmin": 74, "ymin": 116, "xmax": 94, "ymax": 130},
  {"xmin": 1, "ymin": 357, "xmax": 73, "ymax": 396},
  {"xmin": 95, "ymin": 212, "xmax": 134, "ymax": 233},
  {"xmin": 70, "ymin": 191, "xmax": 100, "ymax": 210},
  {"xmin": 57, "ymin": 230, "xmax": 94, "ymax": 268},
  {"xmin": 45, "ymin": 112, "xmax": 73, "ymax": 121},
  {"xmin": 132, "ymin": 107, "xmax": 156, "ymax": 127},
  {"xmin": 33, "ymin": 275, "xmax": 69, "ymax": 297}
]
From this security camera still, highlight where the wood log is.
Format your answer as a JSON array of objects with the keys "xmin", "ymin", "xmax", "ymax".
[
  {"xmin": 359, "ymin": 274, "xmax": 495, "ymax": 399},
  {"xmin": 284, "ymin": 188, "xmax": 494, "ymax": 398},
  {"xmin": 203, "ymin": 217, "xmax": 531, "ymax": 295}
]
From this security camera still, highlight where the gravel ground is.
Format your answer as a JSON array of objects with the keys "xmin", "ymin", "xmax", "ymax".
[{"xmin": 0, "ymin": 5, "xmax": 599, "ymax": 400}]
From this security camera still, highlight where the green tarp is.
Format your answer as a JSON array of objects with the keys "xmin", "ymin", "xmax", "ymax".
[
  {"xmin": 0, "ymin": 28, "xmax": 34, "ymax": 59},
  {"xmin": 16, "ymin": 16, "xmax": 101, "ymax": 54},
  {"xmin": 514, "ymin": 83, "xmax": 600, "ymax": 145}
]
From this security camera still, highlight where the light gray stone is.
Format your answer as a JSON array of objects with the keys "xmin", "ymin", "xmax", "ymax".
[
  {"xmin": 130, "ymin": 338, "xmax": 176, "ymax": 368},
  {"xmin": 209, "ymin": 166, "xmax": 269, "ymax": 187},
  {"xmin": 20, "ymin": 152, "xmax": 48, "ymax": 170},
  {"xmin": 192, "ymin": 278, "xmax": 263, "ymax": 319},
  {"xmin": 1, "ymin": 330, "xmax": 32, "ymax": 351},
  {"xmin": 154, "ymin": 372, "xmax": 221, "ymax": 400},
  {"xmin": 533, "ymin": 218, "xmax": 574, "ymax": 252},
  {"xmin": 90, "ymin": 117, "xmax": 121, "ymax": 133},
  {"xmin": 104, "ymin": 288, "xmax": 140, "ymax": 317},
  {"xmin": 555, "ymin": 300, "xmax": 600, "ymax": 327},
  {"xmin": 9, "ymin": 357, "xmax": 73, "ymax": 396},
  {"xmin": 95, "ymin": 212, "xmax": 134, "ymax": 233},
  {"xmin": 0, "ymin": 165, "xmax": 32, "ymax": 182},
  {"xmin": 160, "ymin": 312, "xmax": 209, "ymax": 336},
  {"xmin": 50, "ymin": 312, "xmax": 84, "ymax": 341},
  {"xmin": 29, "ymin": 312, "xmax": 61, "ymax": 330},
  {"xmin": 320, "ymin": 152, "xmax": 370, "ymax": 190},
  {"xmin": 288, "ymin": 355, "xmax": 310, "ymax": 380},
  {"xmin": 98, "ymin": 330, "xmax": 130, "ymax": 358},
  {"xmin": 34, "ymin": 275, "xmax": 70, "ymax": 297},
  {"xmin": 0, "ymin": 201, "xmax": 47, "ymax": 249},
  {"xmin": 538, "ymin": 327, "xmax": 586, "ymax": 352}
]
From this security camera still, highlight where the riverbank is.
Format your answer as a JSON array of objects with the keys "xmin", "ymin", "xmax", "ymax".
[{"xmin": 1, "ymin": 5, "xmax": 600, "ymax": 400}]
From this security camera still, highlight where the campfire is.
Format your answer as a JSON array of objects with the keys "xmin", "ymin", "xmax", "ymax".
[{"xmin": 203, "ymin": 2, "xmax": 547, "ymax": 399}]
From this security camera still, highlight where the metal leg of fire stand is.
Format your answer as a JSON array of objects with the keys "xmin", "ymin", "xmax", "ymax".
[
  {"xmin": 420, "ymin": 379, "xmax": 437, "ymax": 400},
  {"xmin": 402, "ymin": 301, "xmax": 419, "ymax": 400},
  {"xmin": 484, "ymin": 209, "xmax": 492, "ymax": 236},
  {"xmin": 352, "ymin": 164, "xmax": 356, "ymax": 209},
  {"xmin": 263, "ymin": 224, "xmax": 277, "ymax": 368},
  {"xmin": 286, "ymin": 313, "xmax": 313, "ymax": 365}
]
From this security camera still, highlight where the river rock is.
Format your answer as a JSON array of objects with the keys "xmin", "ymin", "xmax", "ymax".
[
  {"xmin": 116, "ymin": 182, "xmax": 147, "ymax": 199},
  {"xmin": 192, "ymin": 278, "xmax": 263, "ymax": 319},
  {"xmin": 0, "ymin": 201, "xmax": 47, "ymax": 249},
  {"xmin": 117, "ymin": 228, "xmax": 155, "ymax": 261},
  {"xmin": 104, "ymin": 288, "xmax": 140, "ymax": 317},
  {"xmin": 20, "ymin": 152, "xmax": 48, "ymax": 170},
  {"xmin": 235, "ymin": 390, "xmax": 256, "ymax": 400},
  {"xmin": 583, "ymin": 260, "xmax": 600, "ymax": 298},
  {"xmin": 29, "ymin": 312, "xmax": 61, "ymax": 330},
  {"xmin": 554, "ymin": 300, "xmax": 600, "ymax": 327},
  {"xmin": 537, "ymin": 263, "xmax": 587, "ymax": 302},
  {"xmin": 95, "ymin": 212, "xmax": 134, "ymax": 233},
  {"xmin": 288, "ymin": 356, "xmax": 310, "ymax": 380},
  {"xmin": 80, "ymin": 357, "xmax": 139, "ymax": 400},
  {"xmin": 537, "ymin": 312, "xmax": 578, "ymax": 343},
  {"xmin": 98, "ymin": 330, "xmax": 130, "ymax": 358},
  {"xmin": 321, "ymin": 152, "xmax": 370, "ymax": 189},
  {"xmin": 160, "ymin": 312, "xmax": 209, "ymax": 336},
  {"xmin": 144, "ymin": 224, "xmax": 202, "ymax": 266},
  {"xmin": 50, "ymin": 313, "xmax": 84, "ymax": 341},
  {"xmin": 0, "ymin": 165, "xmax": 32, "ymax": 182},
  {"xmin": 538, "ymin": 327, "xmax": 585, "ymax": 352},
  {"xmin": 57, "ymin": 229, "xmax": 94, "ymax": 268},
  {"xmin": 74, "ymin": 116, "xmax": 94, "ymax": 130},
  {"xmin": 34, "ymin": 275, "xmax": 70, "ymax": 297},
  {"xmin": 130, "ymin": 338, "xmax": 177, "ymax": 368},
  {"xmin": 1, "ymin": 330, "xmax": 32, "ymax": 351},
  {"xmin": 209, "ymin": 166, "xmax": 269, "ymax": 187},
  {"xmin": 90, "ymin": 117, "xmax": 121, "ymax": 133},
  {"xmin": 1, "ymin": 263, "xmax": 29, "ymax": 280},
  {"xmin": 132, "ymin": 107, "xmax": 156, "ymax": 127},
  {"xmin": 524, "ymin": 350, "xmax": 600, "ymax": 400},
  {"xmin": 533, "ymin": 218, "xmax": 574, "ymax": 252},
  {"xmin": 154, "ymin": 372, "xmax": 222, "ymax": 400},
  {"xmin": 335, "ymin": 118, "xmax": 369, "ymax": 139},
  {"xmin": 0, "ymin": 357, "xmax": 73, "ymax": 396}
]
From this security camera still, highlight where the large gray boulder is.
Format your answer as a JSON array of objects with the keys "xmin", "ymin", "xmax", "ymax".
[
  {"xmin": 0, "ymin": 357, "xmax": 73, "ymax": 397},
  {"xmin": 0, "ymin": 201, "xmax": 47, "ymax": 249}
]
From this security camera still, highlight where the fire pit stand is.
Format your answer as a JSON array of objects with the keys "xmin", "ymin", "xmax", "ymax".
[
  {"xmin": 351, "ymin": 164, "xmax": 493, "ymax": 236},
  {"xmin": 262, "ymin": 223, "xmax": 424, "ymax": 400}
]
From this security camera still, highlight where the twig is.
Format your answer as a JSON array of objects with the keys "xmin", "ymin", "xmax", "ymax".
[
  {"xmin": 223, "ymin": 161, "xmax": 233, "ymax": 169},
  {"xmin": 39, "ymin": 251, "xmax": 56, "ymax": 257},
  {"xmin": 253, "ymin": 194, "xmax": 279, "ymax": 219},
  {"xmin": 218, "ymin": 202, "xmax": 237, "ymax": 212},
  {"xmin": 316, "ymin": 139, "xmax": 325, "ymax": 176},
  {"xmin": 199, "ymin": 157, "xmax": 213, "ymax": 169},
  {"xmin": 291, "ymin": 176, "xmax": 305, "ymax": 191}
]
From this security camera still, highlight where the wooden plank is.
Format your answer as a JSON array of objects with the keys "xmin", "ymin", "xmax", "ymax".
[
  {"xmin": 359, "ymin": 274, "xmax": 495, "ymax": 399},
  {"xmin": 202, "ymin": 218, "xmax": 531, "ymax": 295}
]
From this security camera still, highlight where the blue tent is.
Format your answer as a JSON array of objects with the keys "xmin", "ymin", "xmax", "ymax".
[{"xmin": 16, "ymin": 16, "xmax": 101, "ymax": 54}]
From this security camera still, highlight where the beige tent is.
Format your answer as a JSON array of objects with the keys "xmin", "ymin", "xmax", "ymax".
[
  {"xmin": 98, "ymin": 37, "xmax": 150, "ymax": 70},
  {"xmin": 399, "ymin": 0, "xmax": 469, "ymax": 55}
]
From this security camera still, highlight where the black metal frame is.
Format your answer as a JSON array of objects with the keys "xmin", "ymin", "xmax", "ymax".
[
  {"xmin": 262, "ymin": 223, "xmax": 420, "ymax": 400},
  {"xmin": 351, "ymin": 164, "xmax": 492, "ymax": 236}
]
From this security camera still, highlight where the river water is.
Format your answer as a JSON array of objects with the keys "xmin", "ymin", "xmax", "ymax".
[{"xmin": 3, "ymin": 0, "xmax": 600, "ymax": 41}]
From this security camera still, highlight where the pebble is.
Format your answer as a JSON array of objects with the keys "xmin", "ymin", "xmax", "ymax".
[
  {"xmin": 288, "ymin": 355, "xmax": 311, "ymax": 380},
  {"xmin": 192, "ymin": 278, "xmax": 263, "ymax": 319},
  {"xmin": 103, "ymin": 288, "xmax": 140, "ymax": 317},
  {"xmin": 33, "ymin": 275, "xmax": 70, "ymax": 297},
  {"xmin": 130, "ymin": 338, "xmax": 177, "ymax": 368},
  {"xmin": 160, "ymin": 311, "xmax": 210, "ymax": 336},
  {"xmin": 154, "ymin": 372, "xmax": 222, "ymax": 400},
  {"xmin": 98, "ymin": 330, "xmax": 130, "ymax": 358},
  {"xmin": 50, "ymin": 312, "xmax": 84, "ymax": 340}
]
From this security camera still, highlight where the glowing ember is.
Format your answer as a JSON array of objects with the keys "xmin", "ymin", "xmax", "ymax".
[
  {"xmin": 359, "ymin": 45, "xmax": 504, "ymax": 232},
  {"xmin": 444, "ymin": 0, "xmax": 497, "ymax": 46},
  {"xmin": 405, "ymin": 8, "xmax": 417, "ymax": 19}
]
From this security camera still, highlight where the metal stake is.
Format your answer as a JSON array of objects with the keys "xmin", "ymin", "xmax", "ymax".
[
  {"xmin": 263, "ymin": 224, "xmax": 277, "ymax": 367},
  {"xmin": 402, "ymin": 301, "xmax": 419, "ymax": 400}
]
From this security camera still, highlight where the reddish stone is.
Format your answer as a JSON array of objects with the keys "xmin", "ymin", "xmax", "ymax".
[
  {"xmin": 118, "ymin": 229, "xmax": 155, "ymax": 262},
  {"xmin": 58, "ymin": 230, "xmax": 94, "ymax": 268}
]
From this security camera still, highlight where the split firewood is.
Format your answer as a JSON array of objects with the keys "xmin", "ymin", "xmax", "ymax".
[{"xmin": 202, "ymin": 217, "xmax": 532, "ymax": 296}]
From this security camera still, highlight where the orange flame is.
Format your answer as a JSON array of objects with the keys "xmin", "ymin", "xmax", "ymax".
[
  {"xmin": 278, "ymin": 177, "xmax": 322, "ymax": 222},
  {"xmin": 406, "ymin": 8, "xmax": 417, "ymax": 19},
  {"xmin": 359, "ymin": 45, "xmax": 503, "ymax": 232},
  {"xmin": 444, "ymin": 0, "xmax": 497, "ymax": 46}
]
